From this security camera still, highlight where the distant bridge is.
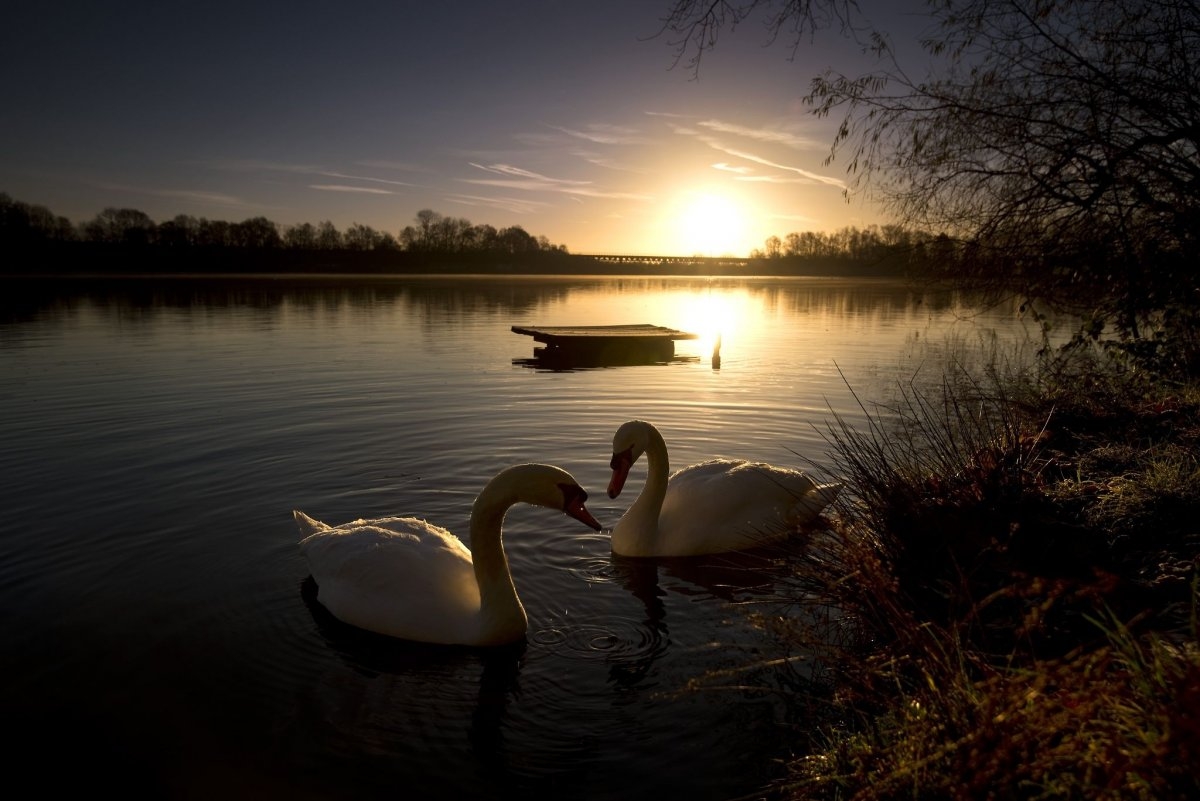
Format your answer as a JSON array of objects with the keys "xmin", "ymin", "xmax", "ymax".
[{"xmin": 577, "ymin": 254, "xmax": 755, "ymax": 268}]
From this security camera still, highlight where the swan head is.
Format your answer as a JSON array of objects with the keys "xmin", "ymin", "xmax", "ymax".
[
  {"xmin": 492, "ymin": 463, "xmax": 602, "ymax": 531},
  {"xmin": 607, "ymin": 420, "xmax": 653, "ymax": 498}
]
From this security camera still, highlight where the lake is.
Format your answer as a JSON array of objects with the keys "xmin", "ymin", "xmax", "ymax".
[{"xmin": 0, "ymin": 274, "xmax": 1047, "ymax": 800}]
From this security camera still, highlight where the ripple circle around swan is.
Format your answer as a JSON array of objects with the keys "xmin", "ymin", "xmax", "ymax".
[
  {"xmin": 565, "ymin": 554, "xmax": 625, "ymax": 585},
  {"xmin": 530, "ymin": 616, "xmax": 666, "ymax": 663}
]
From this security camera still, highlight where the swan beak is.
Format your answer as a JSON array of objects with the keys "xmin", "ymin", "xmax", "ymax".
[
  {"xmin": 564, "ymin": 495, "xmax": 603, "ymax": 531},
  {"xmin": 607, "ymin": 449, "xmax": 633, "ymax": 499}
]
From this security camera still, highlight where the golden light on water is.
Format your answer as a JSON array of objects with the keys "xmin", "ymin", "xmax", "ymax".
[{"xmin": 664, "ymin": 290, "xmax": 752, "ymax": 358}]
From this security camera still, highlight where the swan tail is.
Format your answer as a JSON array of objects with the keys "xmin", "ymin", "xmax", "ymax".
[
  {"xmin": 293, "ymin": 509, "xmax": 330, "ymax": 539},
  {"xmin": 813, "ymin": 481, "xmax": 843, "ymax": 507},
  {"xmin": 785, "ymin": 481, "xmax": 843, "ymax": 525}
]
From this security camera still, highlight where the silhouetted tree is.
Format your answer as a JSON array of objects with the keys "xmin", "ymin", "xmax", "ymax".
[
  {"xmin": 84, "ymin": 207, "xmax": 156, "ymax": 246},
  {"xmin": 315, "ymin": 221, "xmax": 342, "ymax": 250},
  {"xmin": 764, "ymin": 235, "xmax": 782, "ymax": 258},
  {"xmin": 0, "ymin": 193, "xmax": 75, "ymax": 243},
  {"xmin": 232, "ymin": 216, "xmax": 281, "ymax": 248},
  {"xmin": 344, "ymin": 223, "xmax": 382, "ymax": 251},
  {"xmin": 474, "ymin": 223, "xmax": 499, "ymax": 251},
  {"xmin": 659, "ymin": 0, "xmax": 1200, "ymax": 369},
  {"xmin": 284, "ymin": 222, "xmax": 317, "ymax": 250},
  {"xmin": 158, "ymin": 214, "xmax": 200, "ymax": 247},
  {"xmin": 498, "ymin": 225, "xmax": 538, "ymax": 254},
  {"xmin": 198, "ymin": 218, "xmax": 233, "ymax": 247}
]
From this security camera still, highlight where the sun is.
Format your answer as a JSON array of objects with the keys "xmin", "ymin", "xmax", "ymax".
[{"xmin": 672, "ymin": 192, "xmax": 749, "ymax": 257}]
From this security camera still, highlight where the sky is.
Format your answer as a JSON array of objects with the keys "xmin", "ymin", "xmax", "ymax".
[{"xmin": 1, "ymin": 1, "xmax": 928, "ymax": 257}]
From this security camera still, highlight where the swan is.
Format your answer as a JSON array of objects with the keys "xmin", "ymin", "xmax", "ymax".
[
  {"xmin": 606, "ymin": 420, "xmax": 842, "ymax": 558},
  {"xmin": 294, "ymin": 463, "xmax": 602, "ymax": 646}
]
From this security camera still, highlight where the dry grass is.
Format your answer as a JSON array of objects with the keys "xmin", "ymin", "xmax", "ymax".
[{"xmin": 763, "ymin": 346, "xmax": 1200, "ymax": 800}]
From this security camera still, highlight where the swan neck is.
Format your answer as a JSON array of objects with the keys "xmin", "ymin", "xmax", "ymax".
[
  {"xmin": 469, "ymin": 485, "xmax": 527, "ymax": 641},
  {"xmin": 642, "ymin": 426, "xmax": 670, "ymax": 503},
  {"xmin": 614, "ymin": 424, "xmax": 670, "ymax": 555}
]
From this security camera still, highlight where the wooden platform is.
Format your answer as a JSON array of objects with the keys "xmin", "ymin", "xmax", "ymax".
[{"xmin": 511, "ymin": 323, "xmax": 699, "ymax": 367}]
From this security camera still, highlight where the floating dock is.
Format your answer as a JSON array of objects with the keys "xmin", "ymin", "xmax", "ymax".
[{"xmin": 511, "ymin": 323, "xmax": 699, "ymax": 367}]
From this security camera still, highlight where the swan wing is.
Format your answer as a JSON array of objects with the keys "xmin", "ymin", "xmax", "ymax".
[
  {"xmin": 296, "ymin": 514, "xmax": 482, "ymax": 642},
  {"xmin": 656, "ymin": 460, "xmax": 838, "ymax": 555}
]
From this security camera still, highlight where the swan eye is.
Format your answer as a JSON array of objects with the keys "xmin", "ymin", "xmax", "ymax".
[
  {"xmin": 558, "ymin": 482, "xmax": 588, "ymax": 509},
  {"xmin": 610, "ymin": 446, "xmax": 634, "ymax": 471}
]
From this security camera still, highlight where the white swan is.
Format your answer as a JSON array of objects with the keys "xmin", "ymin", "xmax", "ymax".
[
  {"xmin": 606, "ymin": 420, "xmax": 842, "ymax": 558},
  {"xmin": 294, "ymin": 463, "xmax": 602, "ymax": 646}
]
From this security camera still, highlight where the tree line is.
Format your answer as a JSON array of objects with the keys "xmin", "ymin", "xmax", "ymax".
[
  {"xmin": 0, "ymin": 195, "xmax": 568, "ymax": 257},
  {"xmin": 751, "ymin": 223, "xmax": 958, "ymax": 267},
  {"xmin": 1, "ymin": 191, "xmax": 937, "ymax": 275}
]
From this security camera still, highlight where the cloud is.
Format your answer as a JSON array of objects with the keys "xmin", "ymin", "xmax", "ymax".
[
  {"xmin": 572, "ymin": 149, "xmax": 646, "ymax": 172},
  {"xmin": 445, "ymin": 194, "xmax": 552, "ymax": 215},
  {"xmin": 93, "ymin": 182, "xmax": 256, "ymax": 212},
  {"xmin": 680, "ymin": 131, "xmax": 845, "ymax": 187},
  {"xmin": 461, "ymin": 176, "xmax": 652, "ymax": 200},
  {"xmin": 665, "ymin": 117, "xmax": 845, "ymax": 187},
  {"xmin": 152, "ymin": 189, "xmax": 247, "ymax": 206},
  {"xmin": 208, "ymin": 159, "xmax": 418, "ymax": 188},
  {"xmin": 468, "ymin": 163, "xmax": 591, "ymax": 185},
  {"xmin": 309, "ymin": 184, "xmax": 394, "ymax": 195},
  {"xmin": 460, "ymin": 162, "xmax": 649, "ymax": 200},
  {"xmin": 550, "ymin": 124, "xmax": 645, "ymax": 145},
  {"xmin": 718, "ymin": 148, "xmax": 846, "ymax": 187},
  {"xmin": 356, "ymin": 160, "xmax": 431, "ymax": 174},
  {"xmin": 769, "ymin": 212, "xmax": 820, "ymax": 224},
  {"xmin": 315, "ymin": 171, "xmax": 416, "ymax": 188},
  {"xmin": 208, "ymin": 158, "xmax": 318, "ymax": 174},
  {"xmin": 696, "ymin": 119, "xmax": 823, "ymax": 150},
  {"xmin": 713, "ymin": 162, "xmax": 754, "ymax": 175}
]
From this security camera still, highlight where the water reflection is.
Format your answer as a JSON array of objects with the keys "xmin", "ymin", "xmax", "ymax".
[
  {"xmin": 301, "ymin": 574, "xmax": 528, "ymax": 792},
  {"xmin": 595, "ymin": 547, "xmax": 799, "ymax": 688},
  {"xmin": 2, "ymin": 273, "xmax": 993, "ymax": 330},
  {"xmin": 513, "ymin": 351, "xmax": 700, "ymax": 371}
]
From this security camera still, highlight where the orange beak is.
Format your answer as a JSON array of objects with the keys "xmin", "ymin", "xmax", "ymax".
[
  {"xmin": 608, "ymin": 448, "xmax": 633, "ymax": 499},
  {"xmin": 565, "ymin": 496, "xmax": 602, "ymax": 531}
]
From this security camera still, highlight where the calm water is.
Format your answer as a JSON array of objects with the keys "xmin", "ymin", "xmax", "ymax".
[{"xmin": 0, "ymin": 274, "xmax": 1045, "ymax": 800}]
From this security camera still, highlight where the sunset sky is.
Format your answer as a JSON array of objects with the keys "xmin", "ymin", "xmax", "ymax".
[{"xmin": 1, "ymin": 1, "xmax": 928, "ymax": 256}]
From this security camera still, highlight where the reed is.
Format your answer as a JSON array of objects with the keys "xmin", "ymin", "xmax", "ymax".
[{"xmin": 763, "ymin": 343, "xmax": 1200, "ymax": 800}]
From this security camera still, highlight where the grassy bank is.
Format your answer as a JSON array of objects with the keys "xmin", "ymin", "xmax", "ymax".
[{"xmin": 764, "ymin": 345, "xmax": 1200, "ymax": 799}]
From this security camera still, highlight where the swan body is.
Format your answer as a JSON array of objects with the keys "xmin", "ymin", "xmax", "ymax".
[
  {"xmin": 295, "ymin": 463, "xmax": 601, "ymax": 646},
  {"xmin": 607, "ymin": 420, "xmax": 842, "ymax": 558}
]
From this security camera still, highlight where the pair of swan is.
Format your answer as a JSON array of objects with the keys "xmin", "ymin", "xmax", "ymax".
[{"xmin": 295, "ymin": 420, "xmax": 841, "ymax": 646}]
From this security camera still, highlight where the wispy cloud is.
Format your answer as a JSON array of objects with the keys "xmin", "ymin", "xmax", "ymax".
[
  {"xmin": 309, "ymin": 184, "xmax": 394, "ymax": 195},
  {"xmin": 718, "ymin": 147, "xmax": 846, "ymax": 187},
  {"xmin": 460, "ymin": 162, "xmax": 651, "ymax": 200},
  {"xmin": 462, "ymin": 177, "xmax": 652, "ymax": 200},
  {"xmin": 572, "ymin": 150, "xmax": 646, "ymax": 172},
  {"xmin": 209, "ymin": 158, "xmax": 318, "ymax": 174},
  {"xmin": 209, "ymin": 159, "xmax": 418, "ymax": 188},
  {"xmin": 664, "ymin": 116, "xmax": 845, "ymax": 187},
  {"xmin": 550, "ymin": 124, "xmax": 645, "ymax": 145},
  {"xmin": 94, "ymin": 182, "xmax": 257, "ymax": 212},
  {"xmin": 769, "ymin": 212, "xmax": 820, "ymax": 224},
  {"xmin": 673, "ymin": 129, "xmax": 845, "ymax": 187},
  {"xmin": 468, "ymin": 163, "xmax": 590, "ymax": 185},
  {"xmin": 696, "ymin": 119, "xmax": 823, "ymax": 150},
  {"xmin": 445, "ymin": 194, "xmax": 553, "ymax": 215},
  {"xmin": 152, "ymin": 189, "xmax": 248, "ymax": 206},
  {"xmin": 315, "ymin": 171, "xmax": 416, "ymax": 188},
  {"xmin": 356, "ymin": 159, "xmax": 431, "ymax": 174}
]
